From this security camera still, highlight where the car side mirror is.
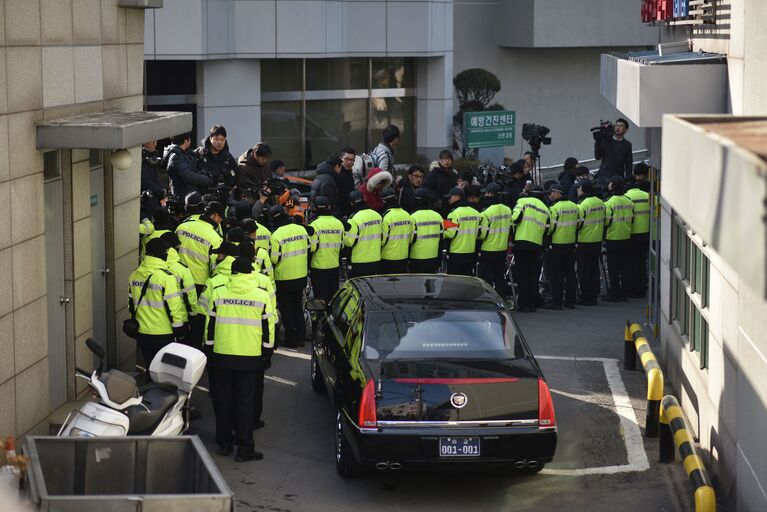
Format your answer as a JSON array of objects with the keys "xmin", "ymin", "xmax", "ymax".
[{"xmin": 305, "ymin": 298, "xmax": 327, "ymax": 313}]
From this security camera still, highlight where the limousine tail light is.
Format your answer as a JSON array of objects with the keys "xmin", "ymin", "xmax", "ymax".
[
  {"xmin": 538, "ymin": 378, "xmax": 556, "ymax": 429},
  {"xmin": 358, "ymin": 380, "xmax": 378, "ymax": 428}
]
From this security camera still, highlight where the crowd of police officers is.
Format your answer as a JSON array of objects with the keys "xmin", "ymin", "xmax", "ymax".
[{"xmin": 129, "ymin": 122, "xmax": 651, "ymax": 462}]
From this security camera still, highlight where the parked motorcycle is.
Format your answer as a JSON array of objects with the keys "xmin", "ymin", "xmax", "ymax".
[{"xmin": 58, "ymin": 338, "xmax": 206, "ymax": 437}]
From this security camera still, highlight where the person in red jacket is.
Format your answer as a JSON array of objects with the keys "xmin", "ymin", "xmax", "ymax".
[{"xmin": 358, "ymin": 167, "xmax": 393, "ymax": 212}]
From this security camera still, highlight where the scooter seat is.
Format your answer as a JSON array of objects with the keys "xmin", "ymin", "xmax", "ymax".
[{"xmin": 125, "ymin": 385, "xmax": 179, "ymax": 435}]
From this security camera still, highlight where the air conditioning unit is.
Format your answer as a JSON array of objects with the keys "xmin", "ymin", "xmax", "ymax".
[{"xmin": 658, "ymin": 40, "xmax": 691, "ymax": 56}]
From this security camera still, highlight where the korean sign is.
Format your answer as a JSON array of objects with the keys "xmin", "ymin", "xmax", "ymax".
[{"xmin": 463, "ymin": 110, "xmax": 516, "ymax": 149}]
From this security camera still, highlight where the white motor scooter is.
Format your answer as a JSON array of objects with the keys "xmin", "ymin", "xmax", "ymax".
[{"xmin": 59, "ymin": 338, "xmax": 206, "ymax": 437}]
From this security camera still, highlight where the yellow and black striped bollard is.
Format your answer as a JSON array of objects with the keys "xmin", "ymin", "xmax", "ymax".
[{"xmin": 659, "ymin": 395, "xmax": 716, "ymax": 512}]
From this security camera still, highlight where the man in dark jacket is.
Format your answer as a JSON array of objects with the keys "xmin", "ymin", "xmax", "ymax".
[
  {"xmin": 398, "ymin": 165, "xmax": 424, "ymax": 213},
  {"xmin": 164, "ymin": 133, "xmax": 211, "ymax": 200},
  {"xmin": 595, "ymin": 117, "xmax": 633, "ymax": 188},
  {"xmin": 337, "ymin": 147, "xmax": 357, "ymax": 218},
  {"xmin": 141, "ymin": 140, "xmax": 165, "ymax": 216},
  {"xmin": 310, "ymin": 155, "xmax": 342, "ymax": 210},
  {"xmin": 557, "ymin": 157, "xmax": 579, "ymax": 194},
  {"xmin": 236, "ymin": 142, "xmax": 272, "ymax": 189},
  {"xmin": 195, "ymin": 125, "xmax": 238, "ymax": 188},
  {"xmin": 568, "ymin": 166, "xmax": 591, "ymax": 203},
  {"xmin": 423, "ymin": 149, "xmax": 458, "ymax": 216}
]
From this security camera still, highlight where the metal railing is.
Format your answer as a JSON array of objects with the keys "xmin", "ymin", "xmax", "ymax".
[{"xmin": 539, "ymin": 148, "xmax": 649, "ymax": 182}]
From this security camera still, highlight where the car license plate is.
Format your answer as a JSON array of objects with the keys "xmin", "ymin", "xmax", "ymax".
[{"xmin": 439, "ymin": 437, "xmax": 480, "ymax": 457}]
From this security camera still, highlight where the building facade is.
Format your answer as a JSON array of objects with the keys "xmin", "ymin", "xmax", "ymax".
[
  {"xmin": 0, "ymin": 0, "xmax": 186, "ymax": 440},
  {"xmin": 602, "ymin": 1, "xmax": 767, "ymax": 510},
  {"xmin": 145, "ymin": 0, "xmax": 657, "ymax": 169}
]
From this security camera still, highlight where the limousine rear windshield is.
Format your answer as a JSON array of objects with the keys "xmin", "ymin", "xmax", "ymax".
[{"xmin": 363, "ymin": 310, "xmax": 521, "ymax": 360}]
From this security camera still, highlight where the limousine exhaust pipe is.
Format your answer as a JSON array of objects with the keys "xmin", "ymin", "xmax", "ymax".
[
  {"xmin": 513, "ymin": 460, "xmax": 527, "ymax": 469},
  {"xmin": 375, "ymin": 461, "xmax": 403, "ymax": 471},
  {"xmin": 526, "ymin": 460, "xmax": 540, "ymax": 469}
]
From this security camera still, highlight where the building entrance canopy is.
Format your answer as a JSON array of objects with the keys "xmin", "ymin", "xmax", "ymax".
[{"xmin": 36, "ymin": 111, "xmax": 192, "ymax": 149}]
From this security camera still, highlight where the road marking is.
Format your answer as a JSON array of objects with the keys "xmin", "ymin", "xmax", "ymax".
[
  {"xmin": 275, "ymin": 348, "xmax": 311, "ymax": 360},
  {"xmin": 536, "ymin": 355, "xmax": 650, "ymax": 476},
  {"xmin": 266, "ymin": 375, "xmax": 298, "ymax": 386}
]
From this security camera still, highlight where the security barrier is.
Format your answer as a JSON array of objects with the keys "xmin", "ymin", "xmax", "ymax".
[
  {"xmin": 659, "ymin": 395, "xmax": 717, "ymax": 512},
  {"xmin": 623, "ymin": 321, "xmax": 664, "ymax": 437}
]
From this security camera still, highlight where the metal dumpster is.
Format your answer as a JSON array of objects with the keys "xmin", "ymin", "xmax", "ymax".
[{"xmin": 24, "ymin": 436, "xmax": 232, "ymax": 512}]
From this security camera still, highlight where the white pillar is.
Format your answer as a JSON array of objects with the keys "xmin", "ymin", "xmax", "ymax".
[
  {"xmin": 416, "ymin": 55, "xmax": 454, "ymax": 160},
  {"xmin": 196, "ymin": 59, "xmax": 262, "ymax": 158}
]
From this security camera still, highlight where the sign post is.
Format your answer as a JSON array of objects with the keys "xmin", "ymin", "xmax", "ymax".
[{"xmin": 463, "ymin": 110, "xmax": 516, "ymax": 149}]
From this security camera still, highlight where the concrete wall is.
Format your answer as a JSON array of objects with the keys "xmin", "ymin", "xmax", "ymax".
[
  {"xmin": 496, "ymin": 0, "xmax": 659, "ymax": 48},
  {"xmin": 659, "ymin": 201, "xmax": 767, "ymax": 512},
  {"xmin": 0, "ymin": 0, "xmax": 145, "ymax": 439},
  {"xmin": 654, "ymin": 2, "xmax": 767, "ymax": 510},
  {"xmin": 146, "ymin": 0, "xmax": 454, "ymax": 59}
]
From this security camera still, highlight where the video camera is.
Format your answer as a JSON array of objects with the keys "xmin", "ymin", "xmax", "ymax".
[
  {"xmin": 590, "ymin": 120, "xmax": 614, "ymax": 141},
  {"xmin": 522, "ymin": 123, "xmax": 552, "ymax": 152},
  {"xmin": 261, "ymin": 177, "xmax": 287, "ymax": 199}
]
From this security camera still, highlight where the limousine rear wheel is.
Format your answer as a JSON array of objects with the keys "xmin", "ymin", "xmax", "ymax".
[{"xmin": 335, "ymin": 411, "xmax": 364, "ymax": 478}]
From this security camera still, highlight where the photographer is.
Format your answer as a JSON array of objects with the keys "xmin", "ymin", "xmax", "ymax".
[
  {"xmin": 194, "ymin": 125, "xmax": 238, "ymax": 188},
  {"xmin": 237, "ymin": 142, "xmax": 272, "ymax": 189},
  {"xmin": 594, "ymin": 118, "xmax": 633, "ymax": 188}
]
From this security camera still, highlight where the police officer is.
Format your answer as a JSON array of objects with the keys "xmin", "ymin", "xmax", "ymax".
[
  {"xmin": 270, "ymin": 205, "xmax": 310, "ymax": 347},
  {"xmin": 227, "ymin": 227, "xmax": 274, "ymax": 280},
  {"xmin": 576, "ymin": 181, "xmax": 606, "ymax": 306},
  {"xmin": 241, "ymin": 217, "xmax": 272, "ymax": 256},
  {"xmin": 625, "ymin": 166, "xmax": 651, "ymax": 298},
  {"xmin": 159, "ymin": 232, "xmax": 199, "ymax": 321},
  {"xmin": 512, "ymin": 186, "xmax": 550, "ymax": 312},
  {"xmin": 198, "ymin": 241, "xmax": 241, "ymax": 347},
  {"xmin": 478, "ymin": 182, "xmax": 512, "ymax": 297},
  {"xmin": 603, "ymin": 176, "xmax": 634, "ymax": 302},
  {"xmin": 233, "ymin": 241, "xmax": 277, "ymax": 430},
  {"xmin": 128, "ymin": 238, "xmax": 188, "ymax": 371},
  {"xmin": 206, "ymin": 257, "xmax": 275, "ymax": 462},
  {"xmin": 380, "ymin": 188, "xmax": 414, "ymax": 274},
  {"xmin": 309, "ymin": 196, "xmax": 344, "ymax": 302},
  {"xmin": 176, "ymin": 201, "xmax": 225, "ymax": 291},
  {"xmin": 443, "ymin": 187, "xmax": 481, "ymax": 276},
  {"xmin": 344, "ymin": 191, "xmax": 383, "ymax": 278},
  {"xmin": 175, "ymin": 201, "xmax": 224, "ymax": 346},
  {"xmin": 409, "ymin": 187, "xmax": 444, "ymax": 273},
  {"xmin": 544, "ymin": 184, "xmax": 579, "ymax": 309}
]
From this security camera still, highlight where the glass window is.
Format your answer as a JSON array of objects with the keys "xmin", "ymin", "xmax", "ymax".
[
  {"xmin": 305, "ymin": 99, "xmax": 368, "ymax": 169},
  {"xmin": 364, "ymin": 310, "xmax": 520, "ymax": 361},
  {"xmin": 145, "ymin": 60, "xmax": 196, "ymax": 95},
  {"xmin": 262, "ymin": 59, "xmax": 302, "ymax": 92},
  {"xmin": 89, "ymin": 149, "xmax": 102, "ymax": 168},
  {"xmin": 306, "ymin": 58, "xmax": 368, "ymax": 90},
  {"xmin": 700, "ymin": 319, "xmax": 709, "ymax": 369},
  {"xmin": 261, "ymin": 101, "xmax": 302, "ymax": 170},
  {"xmin": 369, "ymin": 96, "xmax": 416, "ymax": 165},
  {"xmin": 43, "ymin": 151, "xmax": 60, "ymax": 181},
  {"xmin": 261, "ymin": 58, "xmax": 416, "ymax": 169},
  {"xmin": 371, "ymin": 58, "xmax": 415, "ymax": 89}
]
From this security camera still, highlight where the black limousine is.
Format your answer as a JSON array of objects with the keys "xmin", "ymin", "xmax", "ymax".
[{"xmin": 307, "ymin": 274, "xmax": 557, "ymax": 477}]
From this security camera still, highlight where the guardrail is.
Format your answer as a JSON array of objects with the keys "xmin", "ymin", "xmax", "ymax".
[
  {"xmin": 538, "ymin": 149, "xmax": 649, "ymax": 182},
  {"xmin": 659, "ymin": 395, "xmax": 717, "ymax": 512},
  {"xmin": 623, "ymin": 321, "xmax": 664, "ymax": 437}
]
